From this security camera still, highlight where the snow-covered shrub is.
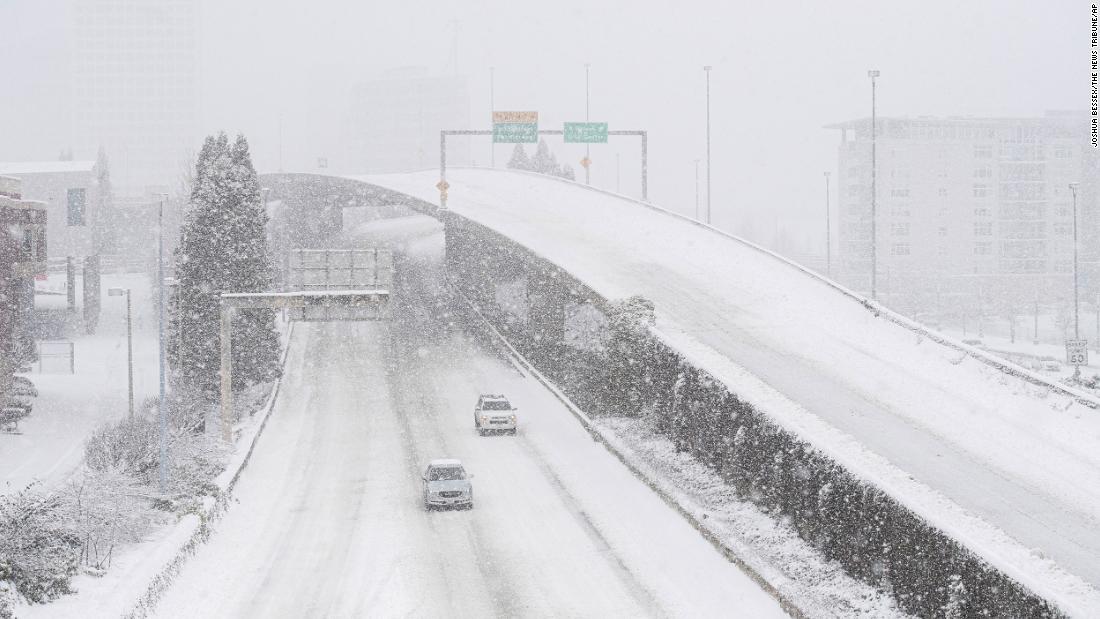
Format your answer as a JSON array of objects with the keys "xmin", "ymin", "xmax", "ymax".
[
  {"xmin": 0, "ymin": 488, "xmax": 80, "ymax": 604},
  {"xmin": 84, "ymin": 415, "xmax": 159, "ymax": 483},
  {"xmin": 58, "ymin": 468, "xmax": 155, "ymax": 571}
]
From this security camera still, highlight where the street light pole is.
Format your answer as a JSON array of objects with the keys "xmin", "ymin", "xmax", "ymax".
[
  {"xmin": 825, "ymin": 171, "xmax": 832, "ymax": 278},
  {"xmin": 156, "ymin": 193, "xmax": 168, "ymax": 492},
  {"xmin": 868, "ymin": 69, "xmax": 880, "ymax": 300},
  {"xmin": 490, "ymin": 66, "xmax": 495, "ymax": 169},
  {"xmin": 704, "ymin": 65, "xmax": 713, "ymax": 225},
  {"xmin": 1071, "ymin": 182, "xmax": 1081, "ymax": 379},
  {"xmin": 585, "ymin": 63, "xmax": 591, "ymax": 185},
  {"xmin": 108, "ymin": 287, "xmax": 133, "ymax": 417},
  {"xmin": 694, "ymin": 159, "xmax": 701, "ymax": 221}
]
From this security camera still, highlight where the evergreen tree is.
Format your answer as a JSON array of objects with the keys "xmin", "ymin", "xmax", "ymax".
[
  {"xmin": 531, "ymin": 139, "xmax": 559, "ymax": 175},
  {"xmin": 169, "ymin": 133, "xmax": 281, "ymax": 402},
  {"xmin": 507, "ymin": 143, "xmax": 531, "ymax": 171},
  {"xmin": 561, "ymin": 164, "xmax": 576, "ymax": 181}
]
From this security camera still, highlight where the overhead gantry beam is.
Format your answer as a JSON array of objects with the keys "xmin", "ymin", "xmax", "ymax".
[{"xmin": 217, "ymin": 290, "xmax": 390, "ymax": 442}]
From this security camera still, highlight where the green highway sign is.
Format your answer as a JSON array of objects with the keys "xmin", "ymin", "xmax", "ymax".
[
  {"xmin": 493, "ymin": 122, "xmax": 538, "ymax": 143},
  {"xmin": 564, "ymin": 122, "xmax": 608, "ymax": 143}
]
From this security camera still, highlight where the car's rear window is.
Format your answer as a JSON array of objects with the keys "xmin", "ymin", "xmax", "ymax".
[
  {"xmin": 429, "ymin": 466, "xmax": 466, "ymax": 481},
  {"xmin": 482, "ymin": 400, "xmax": 511, "ymax": 410}
]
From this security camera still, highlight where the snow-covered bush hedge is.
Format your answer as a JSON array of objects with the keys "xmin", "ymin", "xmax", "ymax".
[{"xmin": 0, "ymin": 488, "xmax": 80, "ymax": 604}]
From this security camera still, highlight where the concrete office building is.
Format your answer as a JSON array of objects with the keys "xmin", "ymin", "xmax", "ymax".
[
  {"xmin": 829, "ymin": 112, "xmax": 1100, "ymax": 323},
  {"xmin": 72, "ymin": 0, "xmax": 199, "ymax": 197},
  {"xmin": 345, "ymin": 68, "xmax": 471, "ymax": 173},
  {"xmin": 0, "ymin": 161, "xmax": 100, "ymax": 260}
]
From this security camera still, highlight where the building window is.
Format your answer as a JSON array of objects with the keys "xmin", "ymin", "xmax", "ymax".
[
  {"xmin": 1054, "ymin": 260, "xmax": 1072, "ymax": 273},
  {"xmin": 974, "ymin": 167, "xmax": 993, "ymax": 179},
  {"xmin": 890, "ymin": 187, "xmax": 910, "ymax": 198},
  {"xmin": 974, "ymin": 242, "xmax": 992, "ymax": 255},
  {"xmin": 974, "ymin": 207, "xmax": 991, "ymax": 217},
  {"xmin": 973, "ymin": 184, "xmax": 988, "ymax": 198},
  {"xmin": 67, "ymin": 188, "xmax": 87, "ymax": 226},
  {"xmin": 891, "ymin": 223, "xmax": 910, "ymax": 236},
  {"xmin": 974, "ymin": 144, "xmax": 993, "ymax": 158},
  {"xmin": 974, "ymin": 222, "xmax": 993, "ymax": 236},
  {"xmin": 1053, "ymin": 222, "xmax": 1073, "ymax": 236},
  {"xmin": 1054, "ymin": 146, "xmax": 1072, "ymax": 159},
  {"xmin": 891, "ymin": 243, "xmax": 910, "ymax": 256},
  {"xmin": 938, "ymin": 226, "xmax": 948, "ymax": 236},
  {"xmin": 938, "ymin": 188, "xmax": 948, "ymax": 197}
]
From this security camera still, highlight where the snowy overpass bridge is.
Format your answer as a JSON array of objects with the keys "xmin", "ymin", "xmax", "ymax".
[{"xmin": 259, "ymin": 168, "xmax": 1100, "ymax": 616}]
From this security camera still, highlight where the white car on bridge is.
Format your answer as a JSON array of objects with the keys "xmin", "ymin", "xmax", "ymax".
[
  {"xmin": 422, "ymin": 459, "xmax": 473, "ymax": 510},
  {"xmin": 474, "ymin": 394, "xmax": 517, "ymax": 435}
]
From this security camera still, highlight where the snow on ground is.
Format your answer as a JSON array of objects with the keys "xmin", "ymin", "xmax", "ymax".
[
  {"xmin": 361, "ymin": 169, "xmax": 1100, "ymax": 601},
  {"xmin": 149, "ymin": 213, "xmax": 787, "ymax": 618},
  {"xmin": 2, "ymin": 272, "xmax": 159, "ymax": 494}
]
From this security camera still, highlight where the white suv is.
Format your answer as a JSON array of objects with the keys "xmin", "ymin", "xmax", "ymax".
[
  {"xmin": 422, "ymin": 459, "xmax": 473, "ymax": 510},
  {"xmin": 474, "ymin": 394, "xmax": 517, "ymax": 435}
]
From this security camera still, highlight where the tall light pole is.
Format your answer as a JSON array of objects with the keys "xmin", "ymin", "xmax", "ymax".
[
  {"xmin": 1070, "ymin": 182, "xmax": 1081, "ymax": 379},
  {"xmin": 584, "ymin": 63, "xmax": 592, "ymax": 185},
  {"xmin": 107, "ymin": 287, "xmax": 133, "ymax": 417},
  {"xmin": 615, "ymin": 152, "xmax": 620, "ymax": 193},
  {"xmin": 694, "ymin": 159, "xmax": 701, "ymax": 220},
  {"xmin": 704, "ymin": 65, "xmax": 712, "ymax": 224},
  {"xmin": 868, "ymin": 69, "xmax": 880, "ymax": 299},
  {"xmin": 490, "ymin": 66, "xmax": 496, "ymax": 168},
  {"xmin": 824, "ymin": 171, "xmax": 832, "ymax": 277},
  {"xmin": 155, "ymin": 192, "xmax": 169, "ymax": 492}
]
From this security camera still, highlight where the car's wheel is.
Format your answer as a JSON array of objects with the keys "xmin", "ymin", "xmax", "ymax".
[
  {"xmin": 509, "ymin": 429, "xmax": 517, "ymax": 436},
  {"xmin": 477, "ymin": 429, "xmax": 486, "ymax": 436}
]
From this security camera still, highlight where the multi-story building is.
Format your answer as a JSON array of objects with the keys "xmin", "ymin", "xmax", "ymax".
[
  {"xmin": 72, "ymin": 0, "xmax": 199, "ymax": 197},
  {"xmin": 0, "ymin": 161, "xmax": 100, "ymax": 259},
  {"xmin": 0, "ymin": 176, "xmax": 48, "ymax": 390},
  {"xmin": 344, "ymin": 68, "xmax": 471, "ymax": 173},
  {"xmin": 829, "ymin": 112, "xmax": 1100, "ymax": 323}
]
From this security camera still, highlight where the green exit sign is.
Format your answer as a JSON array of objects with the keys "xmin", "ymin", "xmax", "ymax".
[
  {"xmin": 493, "ymin": 123, "xmax": 538, "ymax": 143},
  {"xmin": 564, "ymin": 122, "xmax": 608, "ymax": 143}
]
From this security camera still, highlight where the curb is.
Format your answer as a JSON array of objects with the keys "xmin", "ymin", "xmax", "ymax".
[
  {"xmin": 122, "ymin": 321, "xmax": 297, "ymax": 619},
  {"xmin": 453, "ymin": 290, "xmax": 812, "ymax": 619}
]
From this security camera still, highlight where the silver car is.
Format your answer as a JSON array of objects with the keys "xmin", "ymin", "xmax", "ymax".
[{"xmin": 422, "ymin": 459, "xmax": 473, "ymax": 510}]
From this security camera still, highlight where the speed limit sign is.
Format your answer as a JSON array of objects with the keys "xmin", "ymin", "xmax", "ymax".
[{"xmin": 1066, "ymin": 339, "xmax": 1088, "ymax": 366}]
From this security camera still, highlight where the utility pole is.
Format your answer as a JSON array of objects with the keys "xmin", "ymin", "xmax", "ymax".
[
  {"xmin": 156, "ymin": 193, "xmax": 169, "ymax": 492},
  {"xmin": 704, "ymin": 65, "xmax": 713, "ymax": 224},
  {"xmin": 694, "ymin": 159, "xmax": 701, "ymax": 220},
  {"xmin": 1071, "ymin": 182, "xmax": 1082, "ymax": 379},
  {"xmin": 108, "ymin": 287, "xmax": 133, "ymax": 417},
  {"xmin": 490, "ymin": 67, "xmax": 495, "ymax": 168},
  {"xmin": 585, "ymin": 63, "xmax": 591, "ymax": 185},
  {"xmin": 1034, "ymin": 291, "xmax": 1040, "ymax": 345},
  {"xmin": 825, "ymin": 171, "xmax": 832, "ymax": 277},
  {"xmin": 450, "ymin": 20, "xmax": 459, "ymax": 76},
  {"xmin": 868, "ymin": 69, "xmax": 880, "ymax": 300}
]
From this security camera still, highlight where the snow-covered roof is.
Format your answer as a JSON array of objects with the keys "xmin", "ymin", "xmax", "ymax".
[{"xmin": 0, "ymin": 161, "xmax": 96, "ymax": 175}]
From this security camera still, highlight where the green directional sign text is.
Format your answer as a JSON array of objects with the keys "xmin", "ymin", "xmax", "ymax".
[
  {"xmin": 564, "ymin": 122, "xmax": 608, "ymax": 143},
  {"xmin": 493, "ymin": 123, "xmax": 538, "ymax": 143}
]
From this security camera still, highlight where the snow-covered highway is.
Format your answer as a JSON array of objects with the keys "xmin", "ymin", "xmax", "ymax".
[
  {"xmin": 152, "ymin": 218, "xmax": 785, "ymax": 618},
  {"xmin": 362, "ymin": 169, "xmax": 1100, "ymax": 601}
]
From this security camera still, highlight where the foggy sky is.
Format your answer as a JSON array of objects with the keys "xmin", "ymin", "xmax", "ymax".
[{"xmin": 0, "ymin": 0, "xmax": 1087, "ymax": 252}]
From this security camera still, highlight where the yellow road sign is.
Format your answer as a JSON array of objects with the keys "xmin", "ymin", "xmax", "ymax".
[
  {"xmin": 436, "ymin": 180, "xmax": 450, "ymax": 192},
  {"xmin": 580, "ymin": 156, "xmax": 592, "ymax": 168},
  {"xmin": 493, "ymin": 111, "xmax": 538, "ymax": 124}
]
